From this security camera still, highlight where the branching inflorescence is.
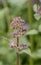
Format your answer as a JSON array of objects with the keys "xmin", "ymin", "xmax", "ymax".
[
  {"xmin": 10, "ymin": 17, "xmax": 29, "ymax": 50},
  {"xmin": 9, "ymin": 17, "xmax": 29, "ymax": 65}
]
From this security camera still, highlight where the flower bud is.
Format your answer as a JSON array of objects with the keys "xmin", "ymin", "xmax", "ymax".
[
  {"xmin": 9, "ymin": 40, "xmax": 15, "ymax": 48},
  {"xmin": 20, "ymin": 43, "xmax": 27, "ymax": 49},
  {"xmin": 38, "ymin": 7, "xmax": 41, "ymax": 15}
]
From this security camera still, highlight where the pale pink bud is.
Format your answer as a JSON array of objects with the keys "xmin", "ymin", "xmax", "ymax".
[{"xmin": 9, "ymin": 40, "xmax": 15, "ymax": 48}]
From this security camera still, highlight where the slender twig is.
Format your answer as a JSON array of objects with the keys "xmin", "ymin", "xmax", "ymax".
[{"xmin": 27, "ymin": 0, "xmax": 34, "ymax": 65}]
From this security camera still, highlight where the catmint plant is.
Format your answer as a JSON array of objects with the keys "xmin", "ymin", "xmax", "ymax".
[{"xmin": 9, "ymin": 17, "xmax": 29, "ymax": 65}]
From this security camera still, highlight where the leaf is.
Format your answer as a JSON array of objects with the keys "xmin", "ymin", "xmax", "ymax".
[
  {"xmin": 26, "ymin": 29, "xmax": 38, "ymax": 35},
  {"xmin": 0, "ymin": 47, "xmax": 8, "ymax": 55},
  {"xmin": 33, "ymin": 4, "xmax": 39, "ymax": 12},
  {"xmin": 0, "ymin": 19, "xmax": 5, "ymax": 35},
  {"xmin": 19, "ymin": 36, "xmax": 30, "ymax": 46},
  {"xmin": 6, "ymin": 49, "xmax": 16, "ymax": 65},
  {"xmin": 7, "ymin": 0, "xmax": 26, "ymax": 6},
  {"xmin": 0, "ymin": 61, "xmax": 3, "ymax": 65},
  {"xmin": 19, "ymin": 48, "xmax": 31, "ymax": 56},
  {"xmin": 34, "ymin": 13, "xmax": 41, "ymax": 21},
  {"xmin": 32, "ymin": 49, "xmax": 41, "ymax": 59},
  {"xmin": 38, "ymin": 24, "xmax": 41, "ymax": 32},
  {"xmin": 32, "ymin": 22, "xmax": 38, "ymax": 29},
  {"xmin": 0, "ymin": 8, "xmax": 8, "ymax": 19}
]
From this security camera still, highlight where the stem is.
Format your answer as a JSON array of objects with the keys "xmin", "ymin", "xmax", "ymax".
[
  {"xmin": 2, "ymin": 0, "xmax": 10, "ymax": 32},
  {"xmin": 16, "ymin": 37, "xmax": 20, "ymax": 65},
  {"xmin": 27, "ymin": 0, "xmax": 34, "ymax": 65}
]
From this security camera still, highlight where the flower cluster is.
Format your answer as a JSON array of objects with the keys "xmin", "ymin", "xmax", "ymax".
[
  {"xmin": 9, "ymin": 17, "xmax": 29, "ymax": 50},
  {"xmin": 11, "ymin": 17, "xmax": 24, "ymax": 29},
  {"xmin": 11, "ymin": 17, "xmax": 29, "ymax": 37},
  {"xmin": 9, "ymin": 40, "xmax": 27, "ymax": 50}
]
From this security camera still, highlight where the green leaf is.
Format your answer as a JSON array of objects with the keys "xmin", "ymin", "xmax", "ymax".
[
  {"xmin": 19, "ymin": 48, "xmax": 31, "ymax": 56},
  {"xmin": 26, "ymin": 29, "xmax": 38, "ymax": 35},
  {"xmin": 0, "ymin": 61, "xmax": 3, "ymax": 65},
  {"xmin": 32, "ymin": 49, "xmax": 41, "ymax": 59},
  {"xmin": 0, "ymin": 19, "xmax": 5, "ymax": 35},
  {"xmin": 0, "ymin": 47, "xmax": 8, "ymax": 55},
  {"xmin": 7, "ymin": 0, "xmax": 26, "ymax": 6},
  {"xmin": 38, "ymin": 24, "xmax": 41, "ymax": 32},
  {"xmin": 34, "ymin": 13, "xmax": 41, "ymax": 21},
  {"xmin": 19, "ymin": 36, "xmax": 30, "ymax": 46},
  {"xmin": 0, "ymin": 8, "xmax": 8, "ymax": 19},
  {"xmin": 33, "ymin": 4, "xmax": 39, "ymax": 12}
]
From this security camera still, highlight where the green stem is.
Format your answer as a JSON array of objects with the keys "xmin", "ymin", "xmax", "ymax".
[
  {"xmin": 27, "ymin": 0, "xmax": 34, "ymax": 65},
  {"xmin": 16, "ymin": 37, "xmax": 20, "ymax": 65},
  {"xmin": 2, "ymin": 0, "xmax": 10, "ymax": 32}
]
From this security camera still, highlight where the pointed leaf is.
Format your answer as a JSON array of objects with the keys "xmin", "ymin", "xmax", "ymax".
[
  {"xmin": 26, "ymin": 29, "xmax": 38, "ymax": 35},
  {"xmin": 33, "ymin": 4, "xmax": 39, "ymax": 12},
  {"xmin": 32, "ymin": 49, "xmax": 41, "ymax": 59},
  {"xmin": 19, "ymin": 48, "xmax": 31, "ymax": 56},
  {"xmin": 34, "ymin": 13, "xmax": 41, "ymax": 21}
]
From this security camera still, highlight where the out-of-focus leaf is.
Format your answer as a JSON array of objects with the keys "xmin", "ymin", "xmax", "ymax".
[
  {"xmin": 0, "ymin": 7, "xmax": 9, "ymax": 35},
  {"xmin": 34, "ymin": 13, "xmax": 41, "ymax": 21},
  {"xmin": 0, "ymin": 19, "xmax": 5, "ymax": 35},
  {"xmin": 19, "ymin": 36, "xmax": 30, "ymax": 46},
  {"xmin": 33, "ymin": 4, "xmax": 39, "ymax": 12},
  {"xmin": 32, "ymin": 22, "xmax": 38, "ymax": 29},
  {"xmin": 0, "ymin": 36, "xmax": 9, "ymax": 47},
  {"xmin": 6, "ymin": 49, "xmax": 16, "ymax": 65},
  {"xmin": 0, "ymin": 8, "xmax": 8, "ymax": 19},
  {"xmin": 6, "ymin": 51, "xmax": 16, "ymax": 63},
  {"xmin": 38, "ymin": 24, "xmax": 41, "ymax": 32},
  {"xmin": 7, "ymin": 0, "xmax": 27, "ymax": 6},
  {"xmin": 35, "ymin": 35, "xmax": 41, "ymax": 48},
  {"xmin": 19, "ymin": 48, "xmax": 31, "ymax": 56},
  {"xmin": 0, "ymin": 47, "xmax": 8, "ymax": 55},
  {"xmin": 32, "ymin": 49, "xmax": 41, "ymax": 59},
  {"xmin": 0, "ymin": 61, "xmax": 3, "ymax": 65},
  {"xmin": 26, "ymin": 29, "xmax": 38, "ymax": 35}
]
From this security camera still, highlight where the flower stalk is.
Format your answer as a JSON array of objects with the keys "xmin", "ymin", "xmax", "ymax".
[
  {"xmin": 16, "ymin": 37, "xmax": 20, "ymax": 65},
  {"xmin": 10, "ymin": 17, "xmax": 29, "ymax": 65}
]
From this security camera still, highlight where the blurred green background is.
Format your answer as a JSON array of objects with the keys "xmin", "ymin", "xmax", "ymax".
[{"xmin": 0, "ymin": 0, "xmax": 41, "ymax": 65}]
